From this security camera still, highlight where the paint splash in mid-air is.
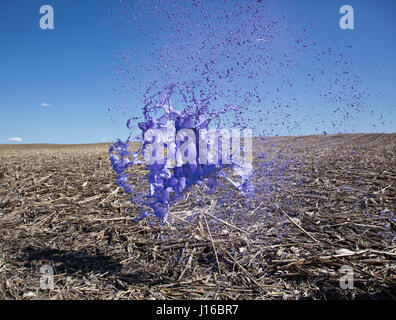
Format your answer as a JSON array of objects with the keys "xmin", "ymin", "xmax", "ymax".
[
  {"xmin": 109, "ymin": 83, "xmax": 254, "ymax": 221},
  {"xmin": 109, "ymin": 0, "xmax": 367, "ymax": 222}
]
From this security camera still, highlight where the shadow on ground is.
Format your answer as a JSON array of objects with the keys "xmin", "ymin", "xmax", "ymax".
[
  {"xmin": 18, "ymin": 246, "xmax": 165, "ymax": 286},
  {"xmin": 18, "ymin": 247, "xmax": 396, "ymax": 300}
]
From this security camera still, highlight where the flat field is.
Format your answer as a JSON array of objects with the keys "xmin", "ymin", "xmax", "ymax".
[{"xmin": 0, "ymin": 133, "xmax": 395, "ymax": 299}]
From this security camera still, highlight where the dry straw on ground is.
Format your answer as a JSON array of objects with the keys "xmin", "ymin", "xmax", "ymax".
[{"xmin": 0, "ymin": 133, "xmax": 395, "ymax": 300}]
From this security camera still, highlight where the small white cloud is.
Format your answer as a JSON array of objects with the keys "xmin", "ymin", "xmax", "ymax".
[
  {"xmin": 41, "ymin": 103, "xmax": 51, "ymax": 107},
  {"xmin": 7, "ymin": 137, "xmax": 23, "ymax": 142}
]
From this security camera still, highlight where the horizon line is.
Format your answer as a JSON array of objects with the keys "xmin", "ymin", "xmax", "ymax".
[{"xmin": 1, "ymin": 132, "xmax": 395, "ymax": 146}]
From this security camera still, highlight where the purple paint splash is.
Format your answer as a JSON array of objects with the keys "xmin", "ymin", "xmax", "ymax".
[
  {"xmin": 109, "ymin": 0, "xmax": 368, "ymax": 222},
  {"xmin": 109, "ymin": 84, "xmax": 254, "ymax": 221}
]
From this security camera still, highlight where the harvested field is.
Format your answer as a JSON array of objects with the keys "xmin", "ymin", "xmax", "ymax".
[{"xmin": 0, "ymin": 133, "xmax": 395, "ymax": 300}]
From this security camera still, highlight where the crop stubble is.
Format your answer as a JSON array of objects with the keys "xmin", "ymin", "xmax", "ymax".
[{"xmin": 0, "ymin": 133, "xmax": 395, "ymax": 300}]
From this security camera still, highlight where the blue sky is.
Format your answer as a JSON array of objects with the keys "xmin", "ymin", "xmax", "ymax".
[{"xmin": 0, "ymin": 0, "xmax": 394, "ymax": 144}]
